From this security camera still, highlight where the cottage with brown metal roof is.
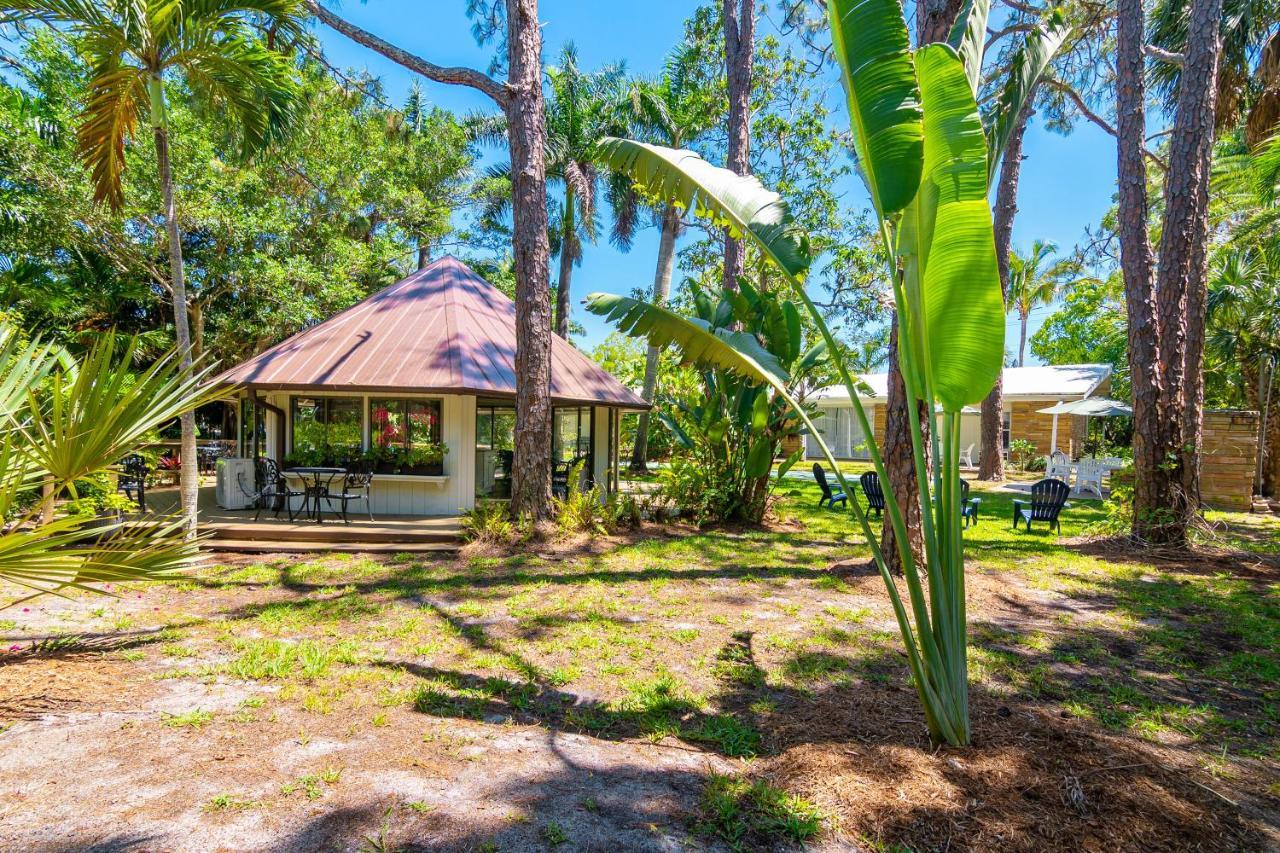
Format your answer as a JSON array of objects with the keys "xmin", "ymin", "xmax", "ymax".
[{"xmin": 212, "ymin": 256, "xmax": 647, "ymax": 516}]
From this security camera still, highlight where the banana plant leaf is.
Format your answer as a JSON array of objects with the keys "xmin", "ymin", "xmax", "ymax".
[
  {"xmin": 826, "ymin": 0, "xmax": 924, "ymax": 217},
  {"xmin": 595, "ymin": 137, "xmax": 812, "ymax": 280}
]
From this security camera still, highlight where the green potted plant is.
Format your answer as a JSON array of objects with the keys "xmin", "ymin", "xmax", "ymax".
[
  {"xmin": 403, "ymin": 440, "xmax": 447, "ymax": 475},
  {"xmin": 63, "ymin": 493, "xmax": 138, "ymax": 540}
]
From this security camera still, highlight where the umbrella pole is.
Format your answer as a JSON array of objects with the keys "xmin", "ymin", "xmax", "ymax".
[{"xmin": 1050, "ymin": 402, "xmax": 1060, "ymax": 454}]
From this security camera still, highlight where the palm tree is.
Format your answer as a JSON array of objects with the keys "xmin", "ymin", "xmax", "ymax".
[
  {"xmin": 473, "ymin": 44, "xmax": 632, "ymax": 339},
  {"xmin": 0, "ymin": 324, "xmax": 224, "ymax": 604},
  {"xmin": 1208, "ymin": 247, "xmax": 1280, "ymax": 494},
  {"xmin": 1006, "ymin": 240, "xmax": 1096, "ymax": 366},
  {"xmin": 1, "ymin": 0, "xmax": 303, "ymax": 535},
  {"xmin": 621, "ymin": 44, "xmax": 718, "ymax": 471}
]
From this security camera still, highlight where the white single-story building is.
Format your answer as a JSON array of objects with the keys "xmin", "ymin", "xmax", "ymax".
[
  {"xmin": 210, "ymin": 256, "xmax": 648, "ymax": 516},
  {"xmin": 805, "ymin": 364, "xmax": 1114, "ymax": 463}
]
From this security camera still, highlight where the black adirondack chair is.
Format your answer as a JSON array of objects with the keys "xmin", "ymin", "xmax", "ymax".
[
  {"xmin": 812, "ymin": 463, "xmax": 847, "ymax": 509},
  {"xmin": 116, "ymin": 454, "xmax": 148, "ymax": 511},
  {"xmin": 959, "ymin": 478, "xmax": 982, "ymax": 528},
  {"xmin": 860, "ymin": 471, "xmax": 886, "ymax": 519},
  {"xmin": 1012, "ymin": 477, "xmax": 1071, "ymax": 533},
  {"xmin": 324, "ymin": 459, "xmax": 375, "ymax": 522}
]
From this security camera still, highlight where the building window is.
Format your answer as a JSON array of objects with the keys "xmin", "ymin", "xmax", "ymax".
[
  {"xmin": 290, "ymin": 396, "xmax": 362, "ymax": 463},
  {"xmin": 371, "ymin": 399, "xmax": 442, "ymax": 450},
  {"xmin": 1002, "ymin": 411, "xmax": 1012, "ymax": 453},
  {"xmin": 553, "ymin": 407, "xmax": 593, "ymax": 493},
  {"xmin": 370, "ymin": 398, "xmax": 444, "ymax": 473},
  {"xmin": 240, "ymin": 398, "xmax": 266, "ymax": 457}
]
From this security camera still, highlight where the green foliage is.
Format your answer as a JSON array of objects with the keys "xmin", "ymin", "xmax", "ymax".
[
  {"xmin": 0, "ymin": 324, "xmax": 214, "ymax": 602},
  {"xmin": 698, "ymin": 774, "xmax": 824, "ymax": 847},
  {"xmin": 1009, "ymin": 438, "xmax": 1040, "ymax": 470},
  {"xmin": 1030, "ymin": 274, "xmax": 1130, "ymax": 397},
  {"xmin": 589, "ymin": 279, "xmax": 824, "ymax": 525},
  {"xmin": 460, "ymin": 501, "xmax": 515, "ymax": 544}
]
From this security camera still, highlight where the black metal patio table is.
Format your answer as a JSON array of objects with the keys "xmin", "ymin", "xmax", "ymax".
[{"xmin": 283, "ymin": 466, "xmax": 347, "ymax": 524}]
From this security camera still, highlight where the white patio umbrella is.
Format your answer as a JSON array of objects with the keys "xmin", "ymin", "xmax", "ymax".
[{"xmin": 1037, "ymin": 397, "xmax": 1133, "ymax": 453}]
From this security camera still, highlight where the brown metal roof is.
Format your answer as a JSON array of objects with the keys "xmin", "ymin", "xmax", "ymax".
[{"xmin": 211, "ymin": 256, "xmax": 649, "ymax": 408}]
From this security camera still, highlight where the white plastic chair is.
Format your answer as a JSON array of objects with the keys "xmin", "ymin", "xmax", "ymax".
[
  {"xmin": 960, "ymin": 443, "xmax": 975, "ymax": 467},
  {"xmin": 1045, "ymin": 450, "xmax": 1072, "ymax": 482},
  {"xmin": 1075, "ymin": 460, "xmax": 1105, "ymax": 498}
]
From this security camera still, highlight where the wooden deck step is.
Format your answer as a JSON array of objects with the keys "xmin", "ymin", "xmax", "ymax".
[
  {"xmin": 204, "ymin": 518, "xmax": 461, "ymax": 545},
  {"xmin": 205, "ymin": 539, "xmax": 459, "ymax": 554}
]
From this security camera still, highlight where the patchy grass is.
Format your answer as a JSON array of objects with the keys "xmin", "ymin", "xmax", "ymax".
[{"xmin": 0, "ymin": 480, "xmax": 1275, "ymax": 851}]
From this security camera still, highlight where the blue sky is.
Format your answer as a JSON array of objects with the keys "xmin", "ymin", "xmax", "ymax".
[{"xmin": 314, "ymin": 1, "xmax": 1119, "ymax": 362}]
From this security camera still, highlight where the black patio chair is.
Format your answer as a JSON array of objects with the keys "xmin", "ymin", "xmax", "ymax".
[
  {"xmin": 860, "ymin": 471, "xmax": 886, "ymax": 519},
  {"xmin": 324, "ymin": 459, "xmax": 375, "ymax": 523},
  {"xmin": 1012, "ymin": 477, "xmax": 1071, "ymax": 534},
  {"xmin": 812, "ymin": 463, "xmax": 847, "ymax": 509},
  {"xmin": 240, "ymin": 457, "xmax": 304, "ymax": 522},
  {"xmin": 959, "ymin": 478, "xmax": 982, "ymax": 528},
  {"xmin": 116, "ymin": 454, "xmax": 148, "ymax": 511}
]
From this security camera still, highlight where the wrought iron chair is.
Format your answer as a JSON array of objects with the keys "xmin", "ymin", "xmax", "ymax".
[
  {"xmin": 1012, "ymin": 477, "xmax": 1071, "ymax": 533},
  {"xmin": 860, "ymin": 471, "xmax": 886, "ymax": 519},
  {"xmin": 116, "ymin": 454, "xmax": 148, "ymax": 511},
  {"xmin": 239, "ymin": 457, "xmax": 304, "ymax": 522},
  {"xmin": 324, "ymin": 459, "xmax": 375, "ymax": 522},
  {"xmin": 812, "ymin": 463, "xmax": 847, "ymax": 509}
]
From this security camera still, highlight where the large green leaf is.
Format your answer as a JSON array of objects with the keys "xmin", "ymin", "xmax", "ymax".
[
  {"xmin": 987, "ymin": 11, "xmax": 1071, "ymax": 181},
  {"xmin": 826, "ymin": 0, "xmax": 924, "ymax": 217},
  {"xmin": 584, "ymin": 292, "xmax": 789, "ymax": 383},
  {"xmin": 946, "ymin": 0, "xmax": 992, "ymax": 94},
  {"xmin": 595, "ymin": 138, "xmax": 811, "ymax": 279},
  {"xmin": 908, "ymin": 44, "xmax": 1004, "ymax": 412}
]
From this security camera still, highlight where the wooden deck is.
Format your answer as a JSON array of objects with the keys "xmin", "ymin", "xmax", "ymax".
[{"xmin": 147, "ymin": 485, "xmax": 463, "ymax": 553}]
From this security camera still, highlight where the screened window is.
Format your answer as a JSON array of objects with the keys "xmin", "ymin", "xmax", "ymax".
[
  {"xmin": 370, "ymin": 399, "xmax": 442, "ymax": 450},
  {"xmin": 290, "ymin": 396, "xmax": 362, "ymax": 458},
  {"xmin": 553, "ymin": 407, "xmax": 592, "ymax": 464}
]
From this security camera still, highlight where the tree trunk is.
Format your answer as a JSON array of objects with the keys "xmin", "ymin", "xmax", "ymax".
[
  {"xmin": 418, "ymin": 240, "xmax": 431, "ymax": 269},
  {"xmin": 721, "ymin": 0, "xmax": 754, "ymax": 293},
  {"xmin": 505, "ymin": 0, "xmax": 554, "ymax": 521},
  {"xmin": 880, "ymin": 317, "xmax": 927, "ymax": 573},
  {"xmin": 190, "ymin": 299, "xmax": 205, "ymax": 362},
  {"xmin": 1017, "ymin": 313, "xmax": 1029, "ymax": 366},
  {"xmin": 555, "ymin": 187, "xmax": 574, "ymax": 339},
  {"xmin": 981, "ymin": 104, "xmax": 1032, "ymax": 481},
  {"xmin": 304, "ymin": 1, "xmax": 553, "ymax": 520},
  {"xmin": 1114, "ymin": 0, "xmax": 1168, "ymax": 542},
  {"xmin": 151, "ymin": 80, "xmax": 199, "ymax": 539},
  {"xmin": 917, "ymin": 0, "xmax": 966, "ymax": 45},
  {"xmin": 1148, "ymin": 0, "xmax": 1224, "ymax": 541},
  {"xmin": 630, "ymin": 203, "xmax": 680, "ymax": 472}
]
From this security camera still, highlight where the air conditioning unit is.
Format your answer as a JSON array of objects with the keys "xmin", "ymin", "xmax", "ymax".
[{"xmin": 216, "ymin": 457, "xmax": 256, "ymax": 510}]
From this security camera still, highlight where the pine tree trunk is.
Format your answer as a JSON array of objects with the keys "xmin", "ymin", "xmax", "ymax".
[
  {"xmin": 630, "ymin": 203, "xmax": 680, "ymax": 472},
  {"xmin": 506, "ymin": 0, "xmax": 554, "ymax": 521},
  {"xmin": 152, "ymin": 82, "xmax": 198, "ymax": 539},
  {"xmin": 1114, "ymin": 0, "xmax": 1168, "ymax": 542},
  {"xmin": 722, "ymin": 0, "xmax": 753, "ymax": 293},
  {"xmin": 304, "ymin": 0, "xmax": 553, "ymax": 519},
  {"xmin": 418, "ymin": 240, "xmax": 431, "ymax": 269},
  {"xmin": 555, "ymin": 188, "xmax": 574, "ymax": 339},
  {"xmin": 1148, "ymin": 0, "xmax": 1224, "ymax": 541},
  {"xmin": 881, "ymin": 317, "xmax": 927, "ymax": 573},
  {"xmin": 980, "ymin": 104, "xmax": 1031, "ymax": 481},
  {"xmin": 917, "ymin": 0, "xmax": 965, "ymax": 44}
]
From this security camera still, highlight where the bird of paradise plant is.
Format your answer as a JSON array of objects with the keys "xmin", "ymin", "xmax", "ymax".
[{"xmin": 587, "ymin": 0, "xmax": 1030, "ymax": 745}]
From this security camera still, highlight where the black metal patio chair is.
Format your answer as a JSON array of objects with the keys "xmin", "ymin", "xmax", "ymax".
[
  {"xmin": 860, "ymin": 471, "xmax": 886, "ymax": 519},
  {"xmin": 239, "ymin": 457, "xmax": 304, "ymax": 522},
  {"xmin": 324, "ymin": 459, "xmax": 375, "ymax": 523},
  {"xmin": 812, "ymin": 463, "xmax": 847, "ymax": 509},
  {"xmin": 116, "ymin": 454, "xmax": 148, "ymax": 511},
  {"xmin": 1012, "ymin": 477, "xmax": 1071, "ymax": 534}
]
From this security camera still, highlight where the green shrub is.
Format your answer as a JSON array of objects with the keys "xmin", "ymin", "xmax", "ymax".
[
  {"xmin": 460, "ymin": 501, "xmax": 513, "ymax": 543},
  {"xmin": 1009, "ymin": 438, "xmax": 1040, "ymax": 471}
]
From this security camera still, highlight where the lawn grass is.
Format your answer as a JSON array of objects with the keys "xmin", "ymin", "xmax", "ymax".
[{"xmin": 1, "ymin": 478, "xmax": 1275, "ymax": 850}]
